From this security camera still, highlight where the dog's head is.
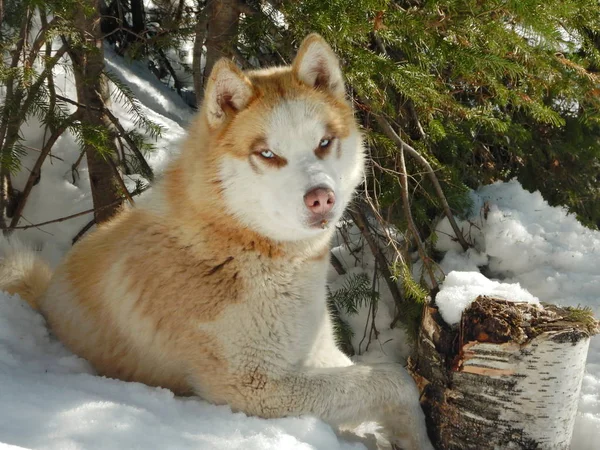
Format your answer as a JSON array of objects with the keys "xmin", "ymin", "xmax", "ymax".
[{"xmin": 197, "ymin": 34, "xmax": 364, "ymax": 242}]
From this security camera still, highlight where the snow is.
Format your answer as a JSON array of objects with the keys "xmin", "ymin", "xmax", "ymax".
[
  {"xmin": 435, "ymin": 271, "xmax": 539, "ymax": 325},
  {"xmin": 2, "ymin": 36, "xmax": 599, "ymax": 449},
  {"xmin": 435, "ymin": 180, "xmax": 600, "ymax": 449}
]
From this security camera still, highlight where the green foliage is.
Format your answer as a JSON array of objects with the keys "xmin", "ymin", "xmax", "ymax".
[
  {"xmin": 104, "ymin": 70, "xmax": 164, "ymax": 140},
  {"xmin": 564, "ymin": 305, "xmax": 597, "ymax": 331},
  {"xmin": 327, "ymin": 272, "xmax": 379, "ymax": 354},
  {"xmin": 391, "ymin": 261, "xmax": 428, "ymax": 340},
  {"xmin": 234, "ymin": 0, "xmax": 600, "ymax": 336},
  {"xmin": 1, "ymin": 1, "xmax": 162, "ymax": 184},
  {"xmin": 273, "ymin": 0, "xmax": 600, "ymax": 229}
]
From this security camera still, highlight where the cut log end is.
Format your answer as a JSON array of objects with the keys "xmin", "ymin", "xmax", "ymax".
[{"xmin": 410, "ymin": 296, "xmax": 599, "ymax": 450}]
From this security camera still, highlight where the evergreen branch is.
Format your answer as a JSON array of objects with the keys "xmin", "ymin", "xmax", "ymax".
[
  {"xmin": 103, "ymin": 70, "xmax": 164, "ymax": 139},
  {"xmin": 7, "ymin": 110, "xmax": 82, "ymax": 230},
  {"xmin": 55, "ymin": 94, "xmax": 154, "ymax": 181}
]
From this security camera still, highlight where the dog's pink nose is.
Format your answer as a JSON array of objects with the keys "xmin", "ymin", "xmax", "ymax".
[{"xmin": 304, "ymin": 187, "xmax": 335, "ymax": 215}]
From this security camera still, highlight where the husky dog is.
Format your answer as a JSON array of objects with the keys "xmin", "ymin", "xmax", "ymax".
[{"xmin": 0, "ymin": 34, "xmax": 433, "ymax": 449}]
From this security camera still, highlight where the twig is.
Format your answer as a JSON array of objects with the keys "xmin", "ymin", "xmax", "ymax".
[
  {"xmin": 106, "ymin": 157, "xmax": 135, "ymax": 206},
  {"xmin": 398, "ymin": 147, "xmax": 439, "ymax": 291},
  {"xmin": 358, "ymin": 260, "xmax": 380, "ymax": 354},
  {"xmin": 4, "ymin": 203, "xmax": 115, "ymax": 230},
  {"xmin": 348, "ymin": 204, "xmax": 406, "ymax": 309},
  {"xmin": 22, "ymin": 145, "xmax": 64, "ymax": 162},
  {"xmin": 7, "ymin": 111, "xmax": 81, "ymax": 230},
  {"xmin": 72, "ymin": 219, "xmax": 95, "ymax": 245},
  {"xmin": 3, "ymin": 186, "xmax": 148, "ymax": 231}
]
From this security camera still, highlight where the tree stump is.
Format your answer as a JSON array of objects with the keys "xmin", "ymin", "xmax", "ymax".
[{"xmin": 409, "ymin": 296, "xmax": 599, "ymax": 450}]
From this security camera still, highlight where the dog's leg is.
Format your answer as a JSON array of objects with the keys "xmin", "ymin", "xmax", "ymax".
[
  {"xmin": 304, "ymin": 312, "xmax": 353, "ymax": 368},
  {"xmin": 196, "ymin": 362, "xmax": 434, "ymax": 450}
]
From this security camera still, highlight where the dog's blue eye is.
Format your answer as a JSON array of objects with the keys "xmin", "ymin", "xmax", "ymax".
[
  {"xmin": 319, "ymin": 139, "xmax": 331, "ymax": 148},
  {"xmin": 260, "ymin": 150, "xmax": 275, "ymax": 159}
]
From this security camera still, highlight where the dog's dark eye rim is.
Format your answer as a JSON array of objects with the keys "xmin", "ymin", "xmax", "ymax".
[
  {"xmin": 319, "ymin": 137, "xmax": 334, "ymax": 148},
  {"xmin": 258, "ymin": 149, "xmax": 275, "ymax": 159}
]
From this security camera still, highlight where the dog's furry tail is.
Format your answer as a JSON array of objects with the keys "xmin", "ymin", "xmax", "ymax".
[{"xmin": 0, "ymin": 239, "xmax": 52, "ymax": 310}]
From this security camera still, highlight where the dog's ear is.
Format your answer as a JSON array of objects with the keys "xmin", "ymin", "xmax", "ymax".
[
  {"xmin": 203, "ymin": 59, "xmax": 254, "ymax": 129},
  {"xmin": 292, "ymin": 34, "xmax": 345, "ymax": 99}
]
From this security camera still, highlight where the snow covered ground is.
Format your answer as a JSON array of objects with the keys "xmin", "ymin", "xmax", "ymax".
[
  {"xmin": 435, "ymin": 180, "xmax": 600, "ymax": 449},
  {"xmin": 1, "ymin": 45, "xmax": 598, "ymax": 449}
]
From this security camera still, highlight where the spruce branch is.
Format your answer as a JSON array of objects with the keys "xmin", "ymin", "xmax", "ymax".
[
  {"xmin": 7, "ymin": 110, "xmax": 82, "ymax": 231},
  {"xmin": 55, "ymin": 94, "xmax": 154, "ymax": 182}
]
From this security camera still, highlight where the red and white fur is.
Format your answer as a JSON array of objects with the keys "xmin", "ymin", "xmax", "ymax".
[{"xmin": 0, "ymin": 34, "xmax": 433, "ymax": 450}]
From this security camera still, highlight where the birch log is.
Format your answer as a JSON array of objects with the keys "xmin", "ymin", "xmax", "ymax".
[{"xmin": 410, "ymin": 296, "xmax": 599, "ymax": 450}]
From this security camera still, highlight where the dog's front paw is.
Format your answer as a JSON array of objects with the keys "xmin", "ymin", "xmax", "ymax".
[{"xmin": 378, "ymin": 404, "xmax": 435, "ymax": 450}]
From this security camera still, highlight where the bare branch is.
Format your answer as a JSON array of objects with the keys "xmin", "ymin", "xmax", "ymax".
[
  {"xmin": 3, "ymin": 186, "xmax": 148, "ymax": 231},
  {"xmin": 348, "ymin": 204, "xmax": 407, "ymax": 310},
  {"xmin": 106, "ymin": 156, "xmax": 135, "ymax": 207},
  {"xmin": 369, "ymin": 108, "xmax": 470, "ymax": 251},
  {"xmin": 72, "ymin": 219, "xmax": 95, "ymax": 245},
  {"xmin": 398, "ymin": 147, "xmax": 439, "ymax": 292}
]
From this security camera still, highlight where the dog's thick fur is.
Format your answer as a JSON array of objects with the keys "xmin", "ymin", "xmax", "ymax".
[{"xmin": 0, "ymin": 35, "xmax": 433, "ymax": 449}]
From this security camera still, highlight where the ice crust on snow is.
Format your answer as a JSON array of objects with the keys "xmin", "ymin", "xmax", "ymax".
[{"xmin": 435, "ymin": 180, "xmax": 600, "ymax": 449}]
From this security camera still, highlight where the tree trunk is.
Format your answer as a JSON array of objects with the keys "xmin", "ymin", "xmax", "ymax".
[
  {"xmin": 411, "ymin": 296, "xmax": 598, "ymax": 450},
  {"xmin": 67, "ymin": 1, "xmax": 123, "ymax": 224},
  {"xmin": 130, "ymin": 0, "xmax": 145, "ymax": 35},
  {"xmin": 196, "ymin": 0, "xmax": 241, "ymax": 103},
  {"xmin": 192, "ymin": 2, "xmax": 208, "ymax": 101}
]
